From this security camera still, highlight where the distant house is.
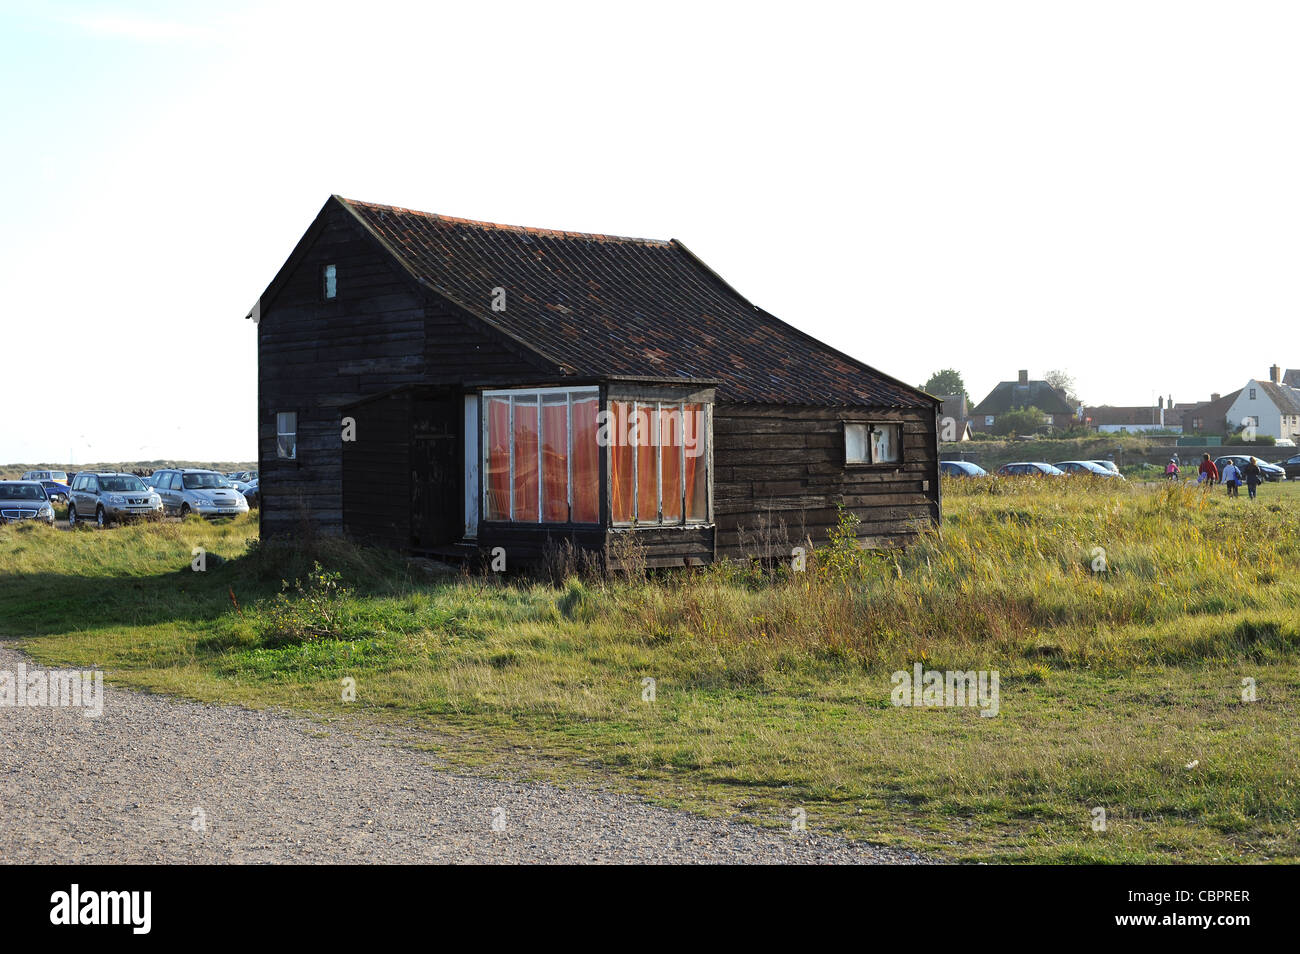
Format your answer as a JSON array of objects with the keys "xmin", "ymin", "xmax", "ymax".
[
  {"xmin": 246, "ymin": 196, "xmax": 941, "ymax": 565},
  {"xmin": 1224, "ymin": 367, "xmax": 1300, "ymax": 441},
  {"xmin": 938, "ymin": 394, "xmax": 973, "ymax": 442},
  {"xmin": 970, "ymin": 371, "xmax": 1075, "ymax": 433},
  {"xmin": 1084, "ymin": 396, "xmax": 1182, "ymax": 433},
  {"xmin": 1178, "ymin": 391, "xmax": 1240, "ymax": 437}
]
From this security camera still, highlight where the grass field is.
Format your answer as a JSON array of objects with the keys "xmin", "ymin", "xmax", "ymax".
[{"xmin": 2, "ymin": 477, "xmax": 1297, "ymax": 863}]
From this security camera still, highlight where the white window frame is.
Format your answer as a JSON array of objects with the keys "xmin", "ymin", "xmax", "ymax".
[
  {"xmin": 276, "ymin": 411, "xmax": 297, "ymax": 460},
  {"xmin": 481, "ymin": 386, "xmax": 599, "ymax": 525},
  {"xmin": 611, "ymin": 399, "xmax": 710, "ymax": 528}
]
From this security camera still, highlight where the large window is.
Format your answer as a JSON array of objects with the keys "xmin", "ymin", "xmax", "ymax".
[
  {"xmin": 609, "ymin": 400, "xmax": 708, "ymax": 526},
  {"xmin": 483, "ymin": 388, "xmax": 599, "ymax": 523}
]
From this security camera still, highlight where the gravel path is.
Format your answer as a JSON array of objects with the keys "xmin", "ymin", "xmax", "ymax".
[{"xmin": 0, "ymin": 647, "xmax": 929, "ymax": 864}]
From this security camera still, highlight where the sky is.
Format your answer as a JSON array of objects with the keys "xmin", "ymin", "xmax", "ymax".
[{"xmin": 2, "ymin": 1, "xmax": 1298, "ymax": 464}]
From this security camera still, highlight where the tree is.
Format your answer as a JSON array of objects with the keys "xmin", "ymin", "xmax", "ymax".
[
  {"xmin": 992, "ymin": 406, "xmax": 1047, "ymax": 437},
  {"xmin": 1043, "ymin": 369, "xmax": 1080, "ymax": 405},
  {"xmin": 920, "ymin": 368, "xmax": 969, "ymax": 401}
]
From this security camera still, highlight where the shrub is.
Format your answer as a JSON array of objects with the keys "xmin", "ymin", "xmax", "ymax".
[{"xmin": 260, "ymin": 562, "xmax": 354, "ymax": 643}]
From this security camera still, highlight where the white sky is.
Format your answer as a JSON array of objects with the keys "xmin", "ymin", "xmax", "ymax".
[{"xmin": 2, "ymin": 1, "xmax": 1297, "ymax": 464}]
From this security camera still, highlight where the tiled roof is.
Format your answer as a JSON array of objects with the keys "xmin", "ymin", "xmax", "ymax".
[
  {"xmin": 1283, "ymin": 369, "xmax": 1300, "ymax": 388},
  {"xmin": 1258, "ymin": 381, "xmax": 1300, "ymax": 415},
  {"xmin": 1181, "ymin": 390, "xmax": 1241, "ymax": 430},
  {"xmin": 971, "ymin": 379, "xmax": 1074, "ymax": 415},
  {"xmin": 1084, "ymin": 405, "xmax": 1172, "ymax": 427},
  {"xmin": 336, "ymin": 197, "xmax": 932, "ymax": 407},
  {"xmin": 939, "ymin": 394, "xmax": 968, "ymax": 419}
]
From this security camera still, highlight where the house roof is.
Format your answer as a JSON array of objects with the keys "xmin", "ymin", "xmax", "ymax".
[
  {"xmin": 1181, "ymin": 389, "xmax": 1242, "ymax": 429},
  {"xmin": 939, "ymin": 394, "xmax": 968, "ymax": 419},
  {"xmin": 1283, "ymin": 369, "xmax": 1300, "ymax": 388},
  {"xmin": 328, "ymin": 197, "xmax": 933, "ymax": 408},
  {"xmin": 1256, "ymin": 381, "xmax": 1300, "ymax": 415},
  {"xmin": 971, "ymin": 379, "xmax": 1074, "ymax": 415},
  {"xmin": 1084, "ymin": 405, "xmax": 1172, "ymax": 427}
]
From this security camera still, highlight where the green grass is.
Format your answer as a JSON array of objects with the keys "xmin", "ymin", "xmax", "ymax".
[{"xmin": 2, "ymin": 480, "xmax": 1298, "ymax": 863}]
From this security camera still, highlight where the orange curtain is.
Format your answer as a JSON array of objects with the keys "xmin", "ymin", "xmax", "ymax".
[
  {"xmin": 683, "ymin": 403, "xmax": 706, "ymax": 521},
  {"xmin": 636, "ymin": 403, "xmax": 658, "ymax": 522},
  {"xmin": 512, "ymin": 397, "xmax": 539, "ymax": 522},
  {"xmin": 610, "ymin": 400, "xmax": 634, "ymax": 523},
  {"xmin": 571, "ymin": 396, "xmax": 599, "ymax": 522},
  {"xmin": 660, "ymin": 404, "xmax": 682, "ymax": 522},
  {"xmin": 485, "ymin": 397, "xmax": 511, "ymax": 520},
  {"xmin": 541, "ymin": 396, "xmax": 569, "ymax": 522}
]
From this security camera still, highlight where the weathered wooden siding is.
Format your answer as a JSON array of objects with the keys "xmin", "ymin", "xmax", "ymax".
[
  {"xmin": 712, "ymin": 404, "xmax": 939, "ymax": 558},
  {"xmin": 341, "ymin": 391, "xmax": 412, "ymax": 549}
]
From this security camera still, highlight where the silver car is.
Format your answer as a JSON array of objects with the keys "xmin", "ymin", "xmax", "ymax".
[
  {"xmin": 150, "ymin": 468, "xmax": 250, "ymax": 518},
  {"xmin": 68, "ymin": 472, "xmax": 163, "ymax": 527},
  {"xmin": 0, "ymin": 481, "xmax": 56, "ymax": 525}
]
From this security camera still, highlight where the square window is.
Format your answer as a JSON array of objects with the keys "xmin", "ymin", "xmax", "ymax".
[
  {"xmin": 322, "ymin": 264, "xmax": 337, "ymax": 300},
  {"xmin": 276, "ymin": 411, "xmax": 297, "ymax": 460},
  {"xmin": 845, "ymin": 422, "xmax": 903, "ymax": 465}
]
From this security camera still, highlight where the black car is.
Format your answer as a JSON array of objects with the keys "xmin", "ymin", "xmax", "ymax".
[{"xmin": 1275, "ymin": 453, "xmax": 1300, "ymax": 480}]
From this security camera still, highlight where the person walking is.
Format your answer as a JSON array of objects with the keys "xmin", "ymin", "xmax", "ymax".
[
  {"xmin": 1243, "ymin": 456, "xmax": 1263, "ymax": 500},
  {"xmin": 1197, "ymin": 454, "xmax": 1219, "ymax": 487},
  {"xmin": 1221, "ymin": 459, "xmax": 1241, "ymax": 497}
]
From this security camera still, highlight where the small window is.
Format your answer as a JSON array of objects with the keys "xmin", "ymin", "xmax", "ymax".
[
  {"xmin": 985, "ymin": 415, "xmax": 995, "ymax": 426},
  {"xmin": 277, "ymin": 412, "xmax": 298, "ymax": 460},
  {"xmin": 322, "ymin": 264, "xmax": 337, "ymax": 300},
  {"xmin": 845, "ymin": 422, "xmax": 903, "ymax": 465},
  {"xmin": 1249, "ymin": 388, "xmax": 1257, "ymax": 401}
]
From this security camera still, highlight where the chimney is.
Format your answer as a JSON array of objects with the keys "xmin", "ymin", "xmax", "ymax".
[
  {"xmin": 1270, "ymin": 364, "xmax": 1281, "ymax": 384},
  {"xmin": 1018, "ymin": 369, "xmax": 1029, "ymax": 384},
  {"xmin": 1211, "ymin": 393, "xmax": 1221, "ymax": 402},
  {"xmin": 1158, "ymin": 396, "xmax": 1164, "ymax": 409}
]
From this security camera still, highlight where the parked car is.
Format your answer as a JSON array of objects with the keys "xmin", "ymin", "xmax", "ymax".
[
  {"xmin": 996, "ymin": 462, "xmax": 1065, "ymax": 477},
  {"xmin": 67, "ymin": 472, "xmax": 162, "ymax": 527},
  {"xmin": 20, "ymin": 469, "xmax": 72, "ymax": 502},
  {"xmin": 226, "ymin": 471, "xmax": 257, "ymax": 483},
  {"xmin": 1055, "ymin": 460, "xmax": 1124, "ymax": 478},
  {"xmin": 0, "ymin": 481, "xmax": 55, "ymax": 525},
  {"xmin": 1214, "ymin": 455, "xmax": 1287, "ymax": 483},
  {"xmin": 238, "ymin": 477, "xmax": 259, "ymax": 509},
  {"xmin": 1276, "ymin": 453, "xmax": 1300, "ymax": 480},
  {"xmin": 939, "ymin": 460, "xmax": 988, "ymax": 477},
  {"xmin": 1089, "ymin": 460, "xmax": 1121, "ymax": 475},
  {"xmin": 149, "ymin": 468, "xmax": 250, "ymax": 517}
]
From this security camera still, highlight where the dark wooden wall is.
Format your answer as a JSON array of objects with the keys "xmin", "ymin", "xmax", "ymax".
[
  {"xmin": 341, "ymin": 391, "xmax": 412, "ymax": 549},
  {"xmin": 713, "ymin": 403, "xmax": 939, "ymax": 558}
]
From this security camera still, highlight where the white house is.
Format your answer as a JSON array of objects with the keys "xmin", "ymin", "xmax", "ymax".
[{"xmin": 1224, "ymin": 367, "xmax": 1300, "ymax": 440}]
